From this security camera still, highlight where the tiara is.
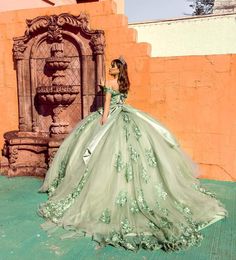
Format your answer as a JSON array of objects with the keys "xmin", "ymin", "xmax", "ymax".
[{"xmin": 117, "ymin": 56, "xmax": 126, "ymax": 65}]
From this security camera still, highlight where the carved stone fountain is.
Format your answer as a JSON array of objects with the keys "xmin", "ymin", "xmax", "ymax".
[
  {"xmin": 0, "ymin": 13, "xmax": 105, "ymax": 177},
  {"xmin": 37, "ymin": 42, "xmax": 77, "ymax": 137}
]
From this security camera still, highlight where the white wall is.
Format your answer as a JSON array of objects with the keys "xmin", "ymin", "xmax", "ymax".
[{"xmin": 129, "ymin": 13, "xmax": 236, "ymax": 57}]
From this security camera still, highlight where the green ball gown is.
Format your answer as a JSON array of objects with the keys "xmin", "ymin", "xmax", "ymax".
[{"xmin": 37, "ymin": 86, "xmax": 228, "ymax": 252}]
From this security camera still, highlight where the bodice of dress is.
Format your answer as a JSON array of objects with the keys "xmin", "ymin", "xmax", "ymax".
[
  {"xmin": 103, "ymin": 86, "xmax": 128, "ymax": 107},
  {"xmin": 103, "ymin": 86, "xmax": 127, "ymax": 103},
  {"xmin": 97, "ymin": 86, "xmax": 127, "ymax": 115}
]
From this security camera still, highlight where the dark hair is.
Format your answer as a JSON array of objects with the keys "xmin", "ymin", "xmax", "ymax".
[{"xmin": 111, "ymin": 58, "xmax": 130, "ymax": 94}]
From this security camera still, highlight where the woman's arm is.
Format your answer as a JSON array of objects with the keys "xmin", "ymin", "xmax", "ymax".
[{"xmin": 100, "ymin": 92, "xmax": 111, "ymax": 125}]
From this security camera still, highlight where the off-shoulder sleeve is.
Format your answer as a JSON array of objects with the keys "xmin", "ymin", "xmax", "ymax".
[{"xmin": 102, "ymin": 86, "xmax": 114, "ymax": 94}]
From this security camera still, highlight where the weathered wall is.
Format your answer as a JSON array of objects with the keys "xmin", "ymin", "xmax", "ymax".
[
  {"xmin": 0, "ymin": 0, "xmax": 77, "ymax": 12},
  {"xmin": 0, "ymin": 0, "xmax": 235, "ymax": 181},
  {"xmin": 0, "ymin": 0, "xmax": 124, "ymax": 13},
  {"xmin": 214, "ymin": 0, "xmax": 236, "ymax": 13}
]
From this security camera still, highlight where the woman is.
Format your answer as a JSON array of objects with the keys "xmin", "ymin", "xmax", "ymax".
[{"xmin": 38, "ymin": 57, "xmax": 228, "ymax": 252}]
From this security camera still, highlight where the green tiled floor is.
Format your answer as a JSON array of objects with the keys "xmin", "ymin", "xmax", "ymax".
[{"xmin": 0, "ymin": 175, "xmax": 235, "ymax": 260}]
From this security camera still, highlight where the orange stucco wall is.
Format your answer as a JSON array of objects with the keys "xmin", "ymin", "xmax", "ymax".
[
  {"xmin": 0, "ymin": 0, "xmax": 235, "ymax": 181},
  {"xmin": 148, "ymin": 55, "xmax": 236, "ymax": 182}
]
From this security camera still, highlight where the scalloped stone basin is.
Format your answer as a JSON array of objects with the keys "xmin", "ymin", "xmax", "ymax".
[
  {"xmin": 46, "ymin": 57, "xmax": 71, "ymax": 70},
  {"xmin": 36, "ymin": 85, "xmax": 80, "ymax": 105}
]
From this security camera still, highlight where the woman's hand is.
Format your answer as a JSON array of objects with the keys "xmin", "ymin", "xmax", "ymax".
[
  {"xmin": 99, "ymin": 78, "xmax": 105, "ymax": 87},
  {"xmin": 100, "ymin": 116, "xmax": 107, "ymax": 125}
]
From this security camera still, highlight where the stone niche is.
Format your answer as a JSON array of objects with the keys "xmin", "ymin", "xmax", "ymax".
[{"xmin": 0, "ymin": 13, "xmax": 105, "ymax": 177}]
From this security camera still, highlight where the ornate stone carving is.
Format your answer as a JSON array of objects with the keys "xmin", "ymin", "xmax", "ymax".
[
  {"xmin": 9, "ymin": 146, "xmax": 19, "ymax": 164},
  {"xmin": 90, "ymin": 33, "xmax": 106, "ymax": 55},
  {"xmin": 1, "ymin": 13, "xmax": 105, "ymax": 177},
  {"xmin": 13, "ymin": 40, "xmax": 27, "ymax": 60},
  {"xmin": 13, "ymin": 13, "xmax": 105, "ymax": 59}
]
